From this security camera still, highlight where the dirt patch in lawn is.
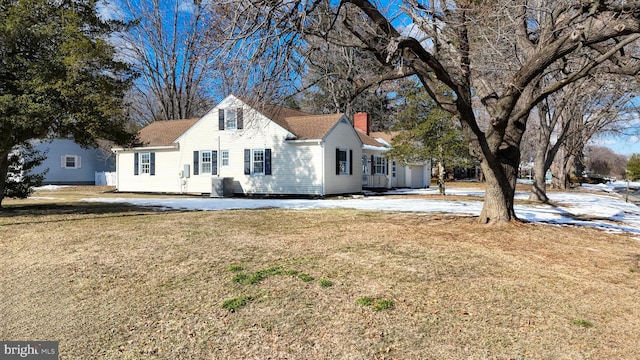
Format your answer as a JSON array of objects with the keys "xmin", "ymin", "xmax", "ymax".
[{"xmin": 1, "ymin": 191, "xmax": 639, "ymax": 359}]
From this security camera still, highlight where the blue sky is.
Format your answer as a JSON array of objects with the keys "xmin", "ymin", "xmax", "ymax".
[
  {"xmin": 592, "ymin": 134, "xmax": 640, "ymax": 157},
  {"xmin": 97, "ymin": 0, "xmax": 639, "ymax": 156}
]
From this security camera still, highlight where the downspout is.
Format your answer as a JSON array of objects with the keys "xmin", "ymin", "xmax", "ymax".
[{"xmin": 320, "ymin": 141, "xmax": 325, "ymax": 196}]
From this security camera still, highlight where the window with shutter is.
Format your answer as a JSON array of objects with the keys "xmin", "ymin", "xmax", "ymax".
[
  {"xmin": 61, "ymin": 155, "xmax": 81, "ymax": 169},
  {"xmin": 244, "ymin": 149, "xmax": 272, "ymax": 175},
  {"xmin": 336, "ymin": 149, "xmax": 349, "ymax": 175}
]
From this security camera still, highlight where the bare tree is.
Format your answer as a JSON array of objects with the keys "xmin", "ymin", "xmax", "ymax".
[
  {"xmin": 111, "ymin": 0, "xmax": 221, "ymax": 124},
  {"xmin": 528, "ymin": 77, "xmax": 637, "ymax": 201},
  {"xmin": 217, "ymin": 0, "xmax": 640, "ymax": 224},
  {"xmin": 586, "ymin": 146, "xmax": 628, "ymax": 178}
]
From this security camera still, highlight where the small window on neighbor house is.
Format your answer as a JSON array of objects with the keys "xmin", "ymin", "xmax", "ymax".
[
  {"xmin": 140, "ymin": 153, "xmax": 151, "ymax": 174},
  {"xmin": 62, "ymin": 155, "xmax": 80, "ymax": 169},
  {"xmin": 221, "ymin": 150, "xmax": 229, "ymax": 166},
  {"xmin": 392, "ymin": 160, "xmax": 397, "ymax": 178},
  {"xmin": 201, "ymin": 151, "xmax": 212, "ymax": 174}
]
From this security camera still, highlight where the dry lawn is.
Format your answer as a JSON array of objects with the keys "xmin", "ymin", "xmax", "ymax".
[{"xmin": 1, "ymin": 187, "xmax": 640, "ymax": 359}]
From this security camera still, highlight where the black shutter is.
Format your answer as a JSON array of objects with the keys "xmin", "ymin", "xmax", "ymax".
[
  {"xmin": 237, "ymin": 108, "xmax": 243, "ymax": 129},
  {"xmin": 212, "ymin": 150, "xmax": 218, "ymax": 175},
  {"xmin": 218, "ymin": 109, "xmax": 225, "ymax": 130},
  {"xmin": 335, "ymin": 148, "xmax": 340, "ymax": 175},
  {"xmin": 150, "ymin": 153, "xmax": 156, "ymax": 176},
  {"xmin": 386, "ymin": 158, "xmax": 389, "ymax": 176},
  {"xmin": 371, "ymin": 155, "xmax": 375, "ymax": 175},
  {"xmin": 349, "ymin": 149, "xmax": 353, "ymax": 175},
  {"xmin": 244, "ymin": 149, "xmax": 251, "ymax": 175},
  {"xmin": 193, "ymin": 151, "xmax": 199, "ymax": 175},
  {"xmin": 134, "ymin": 152, "xmax": 139, "ymax": 175},
  {"xmin": 265, "ymin": 149, "xmax": 272, "ymax": 175}
]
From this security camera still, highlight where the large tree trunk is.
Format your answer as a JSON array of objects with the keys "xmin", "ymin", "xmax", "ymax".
[
  {"xmin": 478, "ymin": 146, "xmax": 520, "ymax": 224},
  {"xmin": 529, "ymin": 148, "xmax": 549, "ymax": 202},
  {"xmin": 529, "ymin": 134, "xmax": 550, "ymax": 202}
]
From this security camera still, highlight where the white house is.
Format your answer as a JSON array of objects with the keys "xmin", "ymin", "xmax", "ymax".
[
  {"xmin": 113, "ymin": 95, "xmax": 364, "ymax": 196},
  {"xmin": 354, "ymin": 113, "xmax": 432, "ymax": 189},
  {"xmin": 113, "ymin": 95, "xmax": 431, "ymax": 196}
]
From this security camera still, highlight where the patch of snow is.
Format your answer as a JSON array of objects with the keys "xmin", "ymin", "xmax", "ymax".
[
  {"xmin": 35, "ymin": 185, "xmax": 69, "ymax": 191},
  {"xmin": 82, "ymin": 185, "xmax": 640, "ymax": 235}
]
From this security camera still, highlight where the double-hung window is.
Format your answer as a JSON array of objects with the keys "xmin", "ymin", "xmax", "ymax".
[
  {"xmin": 134, "ymin": 152, "xmax": 155, "ymax": 176},
  {"xmin": 193, "ymin": 150, "xmax": 217, "ymax": 175},
  {"xmin": 374, "ymin": 156, "xmax": 386, "ymax": 175},
  {"xmin": 244, "ymin": 148, "xmax": 271, "ymax": 176},
  {"xmin": 253, "ymin": 150, "xmax": 264, "ymax": 175},
  {"xmin": 140, "ymin": 153, "xmax": 151, "ymax": 174},
  {"xmin": 201, "ymin": 151, "xmax": 212, "ymax": 174},
  {"xmin": 225, "ymin": 109, "xmax": 237, "ymax": 130},
  {"xmin": 221, "ymin": 150, "xmax": 229, "ymax": 167}
]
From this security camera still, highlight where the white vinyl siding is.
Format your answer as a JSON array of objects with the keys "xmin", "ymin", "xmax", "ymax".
[
  {"xmin": 117, "ymin": 150, "xmax": 177, "ymax": 192},
  {"xmin": 323, "ymin": 119, "xmax": 362, "ymax": 194}
]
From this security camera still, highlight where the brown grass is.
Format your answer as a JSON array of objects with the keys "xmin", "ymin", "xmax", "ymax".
[{"xmin": 1, "ymin": 187, "xmax": 639, "ymax": 359}]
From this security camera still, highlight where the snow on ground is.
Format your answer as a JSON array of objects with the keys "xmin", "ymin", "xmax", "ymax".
[{"xmin": 81, "ymin": 180, "xmax": 640, "ymax": 236}]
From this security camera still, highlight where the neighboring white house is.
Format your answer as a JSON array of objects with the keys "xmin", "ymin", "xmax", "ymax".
[{"xmin": 112, "ymin": 95, "xmax": 430, "ymax": 196}]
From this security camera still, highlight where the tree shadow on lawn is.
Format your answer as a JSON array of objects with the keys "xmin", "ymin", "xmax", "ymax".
[{"xmin": 0, "ymin": 201, "xmax": 186, "ymax": 226}]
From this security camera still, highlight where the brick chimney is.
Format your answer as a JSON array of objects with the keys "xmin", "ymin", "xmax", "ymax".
[{"xmin": 354, "ymin": 112, "xmax": 370, "ymax": 135}]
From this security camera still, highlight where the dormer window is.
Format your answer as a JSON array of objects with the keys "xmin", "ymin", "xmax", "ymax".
[{"xmin": 218, "ymin": 107, "xmax": 244, "ymax": 130}]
